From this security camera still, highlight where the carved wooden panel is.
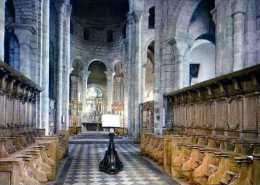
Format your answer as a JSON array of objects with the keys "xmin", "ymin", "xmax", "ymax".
[
  {"xmin": 215, "ymin": 100, "xmax": 228, "ymax": 130},
  {"xmin": 0, "ymin": 96, "xmax": 4, "ymax": 126},
  {"xmin": 167, "ymin": 64, "xmax": 260, "ymax": 139},
  {"xmin": 0, "ymin": 172, "xmax": 11, "ymax": 185},
  {"xmin": 243, "ymin": 96, "xmax": 257, "ymax": 131},
  {"xmin": 140, "ymin": 101, "xmax": 154, "ymax": 132},
  {"xmin": 257, "ymin": 96, "xmax": 260, "ymax": 137},
  {"xmin": 228, "ymin": 98, "xmax": 242, "ymax": 131},
  {"xmin": 205, "ymin": 101, "xmax": 214, "ymax": 128}
]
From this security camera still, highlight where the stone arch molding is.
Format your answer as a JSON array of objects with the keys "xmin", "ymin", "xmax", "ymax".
[
  {"xmin": 168, "ymin": 0, "xmax": 213, "ymax": 88},
  {"xmin": 172, "ymin": 0, "xmax": 204, "ymax": 39},
  {"xmin": 166, "ymin": 0, "xmax": 204, "ymax": 61},
  {"xmin": 87, "ymin": 59, "xmax": 111, "ymax": 72},
  {"xmin": 183, "ymin": 39, "xmax": 216, "ymax": 86},
  {"xmin": 10, "ymin": 0, "xmax": 38, "ymax": 25},
  {"xmin": 144, "ymin": 39, "xmax": 155, "ymax": 64}
]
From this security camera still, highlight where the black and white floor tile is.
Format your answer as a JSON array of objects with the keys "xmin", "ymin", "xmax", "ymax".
[{"xmin": 62, "ymin": 144, "xmax": 179, "ymax": 185}]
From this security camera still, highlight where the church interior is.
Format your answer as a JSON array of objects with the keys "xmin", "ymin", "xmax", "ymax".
[{"xmin": 0, "ymin": 0, "xmax": 260, "ymax": 184}]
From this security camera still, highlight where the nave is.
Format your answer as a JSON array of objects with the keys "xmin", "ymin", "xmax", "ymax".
[{"xmin": 56, "ymin": 140, "xmax": 178, "ymax": 185}]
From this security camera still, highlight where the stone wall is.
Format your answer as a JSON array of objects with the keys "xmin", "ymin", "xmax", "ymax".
[
  {"xmin": 70, "ymin": 17, "xmax": 126, "ymax": 71},
  {"xmin": 2, "ymin": 0, "xmax": 260, "ymax": 138}
]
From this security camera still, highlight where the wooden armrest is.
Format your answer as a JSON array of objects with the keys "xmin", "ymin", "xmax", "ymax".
[{"xmin": 208, "ymin": 164, "xmax": 218, "ymax": 175}]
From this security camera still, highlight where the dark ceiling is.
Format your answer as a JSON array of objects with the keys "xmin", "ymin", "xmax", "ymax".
[{"xmin": 71, "ymin": 0, "xmax": 129, "ymax": 24}]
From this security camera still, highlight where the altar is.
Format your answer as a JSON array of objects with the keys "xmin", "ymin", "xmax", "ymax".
[{"xmin": 82, "ymin": 122, "xmax": 102, "ymax": 131}]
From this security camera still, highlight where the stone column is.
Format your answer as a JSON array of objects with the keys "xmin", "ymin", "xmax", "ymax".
[
  {"xmin": 232, "ymin": 0, "xmax": 247, "ymax": 71},
  {"xmin": 14, "ymin": 26, "xmax": 34, "ymax": 78},
  {"xmin": 105, "ymin": 70, "xmax": 113, "ymax": 113},
  {"xmin": 0, "ymin": 0, "xmax": 4, "ymax": 62},
  {"xmin": 127, "ymin": 11, "xmax": 142, "ymax": 139},
  {"xmin": 213, "ymin": 0, "xmax": 234, "ymax": 75},
  {"xmin": 55, "ymin": 2, "xmax": 65, "ymax": 132},
  {"xmin": 40, "ymin": 0, "xmax": 50, "ymax": 135},
  {"xmin": 62, "ymin": 4, "xmax": 72, "ymax": 130},
  {"xmin": 246, "ymin": 0, "xmax": 257, "ymax": 67},
  {"xmin": 127, "ymin": 13, "xmax": 134, "ymax": 138},
  {"xmin": 82, "ymin": 70, "xmax": 91, "ymax": 113}
]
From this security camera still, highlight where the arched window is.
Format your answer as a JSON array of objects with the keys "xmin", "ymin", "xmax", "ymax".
[
  {"xmin": 144, "ymin": 41, "xmax": 155, "ymax": 101},
  {"xmin": 148, "ymin": 7, "xmax": 155, "ymax": 29},
  {"xmin": 5, "ymin": 32, "xmax": 20, "ymax": 70},
  {"xmin": 5, "ymin": 0, "xmax": 19, "ymax": 70}
]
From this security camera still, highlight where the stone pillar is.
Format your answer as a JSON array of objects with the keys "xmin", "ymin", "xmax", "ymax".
[
  {"xmin": 40, "ymin": 0, "xmax": 50, "ymax": 135},
  {"xmin": 0, "ymin": 0, "xmax": 4, "ymax": 62},
  {"xmin": 105, "ymin": 70, "xmax": 113, "ymax": 113},
  {"xmin": 213, "ymin": 0, "xmax": 234, "ymax": 75},
  {"xmin": 15, "ymin": 26, "xmax": 34, "ymax": 78},
  {"xmin": 55, "ymin": 2, "xmax": 65, "ymax": 132},
  {"xmin": 82, "ymin": 70, "xmax": 90, "ymax": 114},
  {"xmin": 62, "ymin": 4, "xmax": 72, "ymax": 130},
  {"xmin": 127, "ymin": 12, "xmax": 137, "ymax": 138},
  {"xmin": 232, "ymin": 0, "xmax": 247, "ymax": 71},
  {"xmin": 127, "ymin": 10, "xmax": 143, "ymax": 139},
  {"xmin": 246, "ymin": 0, "xmax": 257, "ymax": 67}
]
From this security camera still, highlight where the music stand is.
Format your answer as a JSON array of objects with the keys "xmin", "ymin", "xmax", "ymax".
[{"xmin": 99, "ymin": 114, "xmax": 123, "ymax": 174}]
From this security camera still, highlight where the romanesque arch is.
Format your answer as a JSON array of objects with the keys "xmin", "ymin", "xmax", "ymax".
[
  {"xmin": 144, "ymin": 41, "xmax": 155, "ymax": 101},
  {"xmin": 171, "ymin": 0, "xmax": 216, "ymax": 87},
  {"xmin": 4, "ymin": 0, "xmax": 20, "ymax": 70}
]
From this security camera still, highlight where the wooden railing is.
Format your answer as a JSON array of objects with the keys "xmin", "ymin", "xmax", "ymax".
[
  {"xmin": 165, "ymin": 64, "xmax": 260, "ymax": 140},
  {"xmin": 0, "ymin": 61, "xmax": 41, "ymax": 136}
]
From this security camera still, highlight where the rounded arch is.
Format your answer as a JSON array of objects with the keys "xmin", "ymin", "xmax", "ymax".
[
  {"xmin": 143, "ymin": 40, "xmax": 155, "ymax": 101},
  {"xmin": 112, "ymin": 61, "xmax": 125, "ymax": 106},
  {"xmin": 88, "ymin": 60, "xmax": 107, "ymax": 72},
  {"xmin": 113, "ymin": 61, "xmax": 124, "ymax": 76},
  {"xmin": 72, "ymin": 58, "xmax": 83, "ymax": 70},
  {"xmin": 87, "ymin": 60, "xmax": 107, "ymax": 87},
  {"xmin": 184, "ymin": 39, "xmax": 216, "ymax": 85},
  {"xmin": 111, "ymin": 59, "xmax": 122, "ymax": 71},
  {"xmin": 87, "ymin": 59, "xmax": 108, "ymax": 72},
  {"xmin": 168, "ymin": 0, "xmax": 216, "ymax": 87},
  {"xmin": 147, "ymin": 40, "xmax": 155, "ymax": 64},
  {"xmin": 4, "ymin": 31, "xmax": 20, "ymax": 70},
  {"xmin": 172, "ymin": 0, "xmax": 204, "ymax": 39}
]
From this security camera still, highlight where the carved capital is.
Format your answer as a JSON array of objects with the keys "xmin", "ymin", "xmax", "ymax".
[{"xmin": 231, "ymin": 0, "xmax": 248, "ymax": 16}]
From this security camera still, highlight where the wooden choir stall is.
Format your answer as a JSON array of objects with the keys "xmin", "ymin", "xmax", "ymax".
[
  {"xmin": 0, "ymin": 62, "xmax": 69, "ymax": 185},
  {"xmin": 141, "ymin": 64, "xmax": 260, "ymax": 185}
]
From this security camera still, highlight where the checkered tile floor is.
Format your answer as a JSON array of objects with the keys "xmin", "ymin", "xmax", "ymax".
[{"xmin": 62, "ymin": 144, "xmax": 179, "ymax": 185}]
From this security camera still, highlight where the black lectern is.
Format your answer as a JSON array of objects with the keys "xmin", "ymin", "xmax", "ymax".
[{"xmin": 99, "ymin": 114, "xmax": 123, "ymax": 174}]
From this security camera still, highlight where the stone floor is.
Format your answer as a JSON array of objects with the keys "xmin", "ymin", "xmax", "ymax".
[{"xmin": 56, "ymin": 143, "xmax": 179, "ymax": 185}]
